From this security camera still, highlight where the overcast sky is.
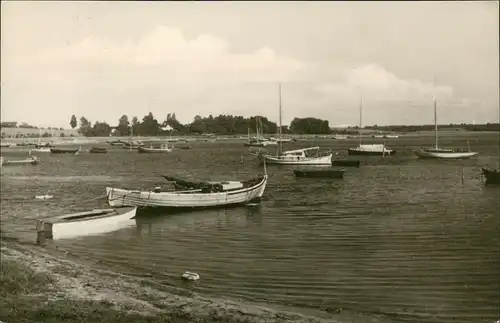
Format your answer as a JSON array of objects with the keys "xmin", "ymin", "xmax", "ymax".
[{"xmin": 1, "ymin": 1, "xmax": 498, "ymax": 128}]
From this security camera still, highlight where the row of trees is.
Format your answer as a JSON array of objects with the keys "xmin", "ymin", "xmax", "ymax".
[
  {"xmin": 69, "ymin": 112, "xmax": 500, "ymax": 137},
  {"xmin": 71, "ymin": 112, "xmax": 334, "ymax": 137}
]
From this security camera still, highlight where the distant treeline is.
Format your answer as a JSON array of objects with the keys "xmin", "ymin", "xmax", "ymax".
[
  {"xmin": 368, "ymin": 123, "xmax": 500, "ymax": 133},
  {"xmin": 71, "ymin": 112, "xmax": 333, "ymax": 137},
  {"xmin": 67, "ymin": 112, "xmax": 500, "ymax": 137}
]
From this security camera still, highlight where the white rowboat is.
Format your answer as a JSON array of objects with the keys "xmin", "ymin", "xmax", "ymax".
[{"xmin": 36, "ymin": 207, "xmax": 137, "ymax": 240}]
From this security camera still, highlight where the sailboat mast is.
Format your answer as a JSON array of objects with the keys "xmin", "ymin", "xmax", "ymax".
[
  {"xmin": 434, "ymin": 97, "xmax": 438, "ymax": 150},
  {"xmin": 278, "ymin": 83, "xmax": 283, "ymax": 155},
  {"xmin": 433, "ymin": 77, "xmax": 438, "ymax": 150},
  {"xmin": 359, "ymin": 94, "xmax": 363, "ymax": 146}
]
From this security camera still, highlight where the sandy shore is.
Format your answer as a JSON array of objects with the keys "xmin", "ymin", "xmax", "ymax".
[{"xmin": 1, "ymin": 238, "xmax": 388, "ymax": 323}]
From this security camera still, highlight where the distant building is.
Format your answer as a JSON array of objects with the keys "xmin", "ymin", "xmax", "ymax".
[{"xmin": 0, "ymin": 121, "xmax": 18, "ymax": 128}]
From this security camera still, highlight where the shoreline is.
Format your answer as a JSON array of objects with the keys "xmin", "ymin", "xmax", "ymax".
[{"xmin": 1, "ymin": 237, "xmax": 382, "ymax": 323}]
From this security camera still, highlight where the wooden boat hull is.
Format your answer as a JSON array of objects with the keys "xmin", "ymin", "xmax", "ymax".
[
  {"xmin": 50, "ymin": 148, "xmax": 79, "ymax": 154},
  {"xmin": 482, "ymin": 168, "xmax": 500, "ymax": 184},
  {"xmin": 261, "ymin": 154, "xmax": 332, "ymax": 165},
  {"xmin": 348, "ymin": 148, "xmax": 396, "ymax": 156},
  {"xmin": 37, "ymin": 207, "xmax": 137, "ymax": 240},
  {"xmin": 294, "ymin": 169, "xmax": 345, "ymax": 178},
  {"xmin": 106, "ymin": 175, "xmax": 268, "ymax": 208},
  {"xmin": 413, "ymin": 149, "xmax": 478, "ymax": 159},
  {"xmin": 138, "ymin": 146, "xmax": 172, "ymax": 153},
  {"xmin": 332, "ymin": 159, "xmax": 361, "ymax": 167},
  {"xmin": 90, "ymin": 148, "xmax": 108, "ymax": 154},
  {"xmin": 0, "ymin": 143, "xmax": 12, "ymax": 147}
]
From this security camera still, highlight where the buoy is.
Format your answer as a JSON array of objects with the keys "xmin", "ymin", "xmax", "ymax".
[{"xmin": 181, "ymin": 271, "xmax": 200, "ymax": 281}]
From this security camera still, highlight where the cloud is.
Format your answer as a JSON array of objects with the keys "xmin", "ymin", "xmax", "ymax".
[
  {"xmin": 314, "ymin": 64, "xmax": 454, "ymax": 103},
  {"xmin": 32, "ymin": 25, "xmax": 305, "ymax": 85},
  {"xmin": 3, "ymin": 24, "xmax": 490, "ymax": 128}
]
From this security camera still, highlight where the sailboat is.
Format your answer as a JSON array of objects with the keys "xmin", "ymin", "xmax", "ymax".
[
  {"xmin": 259, "ymin": 84, "xmax": 332, "ymax": 165},
  {"xmin": 481, "ymin": 112, "xmax": 500, "ymax": 184},
  {"xmin": 244, "ymin": 116, "xmax": 276, "ymax": 147},
  {"xmin": 413, "ymin": 89, "xmax": 478, "ymax": 159},
  {"xmin": 348, "ymin": 95, "xmax": 395, "ymax": 156},
  {"xmin": 30, "ymin": 128, "xmax": 52, "ymax": 153}
]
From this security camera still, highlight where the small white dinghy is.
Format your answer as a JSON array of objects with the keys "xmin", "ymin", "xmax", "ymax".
[
  {"xmin": 35, "ymin": 194, "xmax": 54, "ymax": 200},
  {"xmin": 36, "ymin": 207, "xmax": 137, "ymax": 240},
  {"xmin": 181, "ymin": 271, "xmax": 200, "ymax": 281}
]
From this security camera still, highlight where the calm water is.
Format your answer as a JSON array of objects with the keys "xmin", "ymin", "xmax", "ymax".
[{"xmin": 1, "ymin": 135, "xmax": 499, "ymax": 323}]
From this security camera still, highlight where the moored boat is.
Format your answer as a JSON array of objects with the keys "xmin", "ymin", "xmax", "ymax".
[
  {"xmin": 30, "ymin": 147, "xmax": 51, "ymax": 153},
  {"xmin": 89, "ymin": 147, "xmax": 108, "ymax": 154},
  {"xmin": 36, "ymin": 207, "xmax": 137, "ymax": 240},
  {"xmin": 261, "ymin": 146, "xmax": 333, "ymax": 165},
  {"xmin": 293, "ymin": 168, "xmax": 345, "ymax": 179},
  {"xmin": 348, "ymin": 144, "xmax": 396, "ymax": 156},
  {"xmin": 0, "ymin": 142, "xmax": 13, "ymax": 148},
  {"xmin": 138, "ymin": 144, "xmax": 172, "ymax": 153},
  {"xmin": 108, "ymin": 140, "xmax": 125, "ymax": 146},
  {"xmin": 1, "ymin": 156, "xmax": 39, "ymax": 166},
  {"xmin": 348, "ymin": 96, "xmax": 394, "ymax": 157},
  {"xmin": 482, "ymin": 168, "xmax": 500, "ymax": 185},
  {"xmin": 106, "ymin": 166, "xmax": 268, "ymax": 209},
  {"xmin": 413, "ymin": 148, "xmax": 478, "ymax": 159},
  {"xmin": 50, "ymin": 148, "xmax": 79, "ymax": 154},
  {"xmin": 414, "ymin": 83, "xmax": 478, "ymax": 159}
]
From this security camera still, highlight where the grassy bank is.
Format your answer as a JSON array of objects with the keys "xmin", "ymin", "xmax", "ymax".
[
  {"xmin": 1, "ymin": 242, "xmax": 339, "ymax": 323},
  {"xmin": 0, "ymin": 250, "xmax": 268, "ymax": 323}
]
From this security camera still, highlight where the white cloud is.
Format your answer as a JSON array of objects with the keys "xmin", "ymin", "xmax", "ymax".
[{"xmin": 2, "ymin": 24, "xmax": 491, "ymax": 128}]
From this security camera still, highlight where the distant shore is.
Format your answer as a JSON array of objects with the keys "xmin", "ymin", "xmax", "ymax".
[{"xmin": 1, "ymin": 129, "xmax": 497, "ymax": 146}]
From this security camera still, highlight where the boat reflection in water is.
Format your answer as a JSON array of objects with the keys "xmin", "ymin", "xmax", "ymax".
[{"xmin": 133, "ymin": 205, "xmax": 263, "ymax": 240}]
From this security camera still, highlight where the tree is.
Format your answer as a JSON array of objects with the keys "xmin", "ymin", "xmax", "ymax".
[
  {"xmin": 79, "ymin": 117, "xmax": 92, "ymax": 136},
  {"xmin": 70, "ymin": 115, "xmax": 77, "ymax": 129},
  {"xmin": 116, "ymin": 115, "xmax": 130, "ymax": 136}
]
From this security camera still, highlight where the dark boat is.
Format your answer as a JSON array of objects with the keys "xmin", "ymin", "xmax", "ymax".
[
  {"xmin": 482, "ymin": 168, "xmax": 500, "ymax": 185},
  {"xmin": 36, "ymin": 143, "xmax": 55, "ymax": 148},
  {"xmin": 177, "ymin": 145, "xmax": 192, "ymax": 150},
  {"xmin": 89, "ymin": 147, "xmax": 108, "ymax": 154},
  {"xmin": 50, "ymin": 148, "xmax": 79, "ymax": 154},
  {"xmin": 108, "ymin": 140, "xmax": 125, "ymax": 146},
  {"xmin": 347, "ymin": 145, "xmax": 396, "ymax": 156},
  {"xmin": 293, "ymin": 168, "xmax": 345, "ymax": 179},
  {"xmin": 332, "ymin": 159, "xmax": 361, "ymax": 167}
]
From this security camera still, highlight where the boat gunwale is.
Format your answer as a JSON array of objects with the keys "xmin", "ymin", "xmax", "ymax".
[
  {"xmin": 107, "ymin": 175, "xmax": 268, "ymax": 198},
  {"xmin": 44, "ymin": 207, "xmax": 136, "ymax": 224}
]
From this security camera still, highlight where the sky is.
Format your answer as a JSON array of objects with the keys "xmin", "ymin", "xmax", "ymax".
[{"xmin": 1, "ymin": 1, "xmax": 499, "ymax": 129}]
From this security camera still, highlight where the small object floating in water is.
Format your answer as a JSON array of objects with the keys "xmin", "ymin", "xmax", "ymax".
[
  {"xmin": 181, "ymin": 271, "xmax": 200, "ymax": 281},
  {"xmin": 35, "ymin": 194, "xmax": 53, "ymax": 200}
]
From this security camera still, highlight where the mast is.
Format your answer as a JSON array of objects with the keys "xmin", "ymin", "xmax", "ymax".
[
  {"xmin": 278, "ymin": 83, "xmax": 283, "ymax": 156},
  {"xmin": 433, "ymin": 77, "xmax": 438, "ymax": 150},
  {"xmin": 358, "ymin": 93, "xmax": 363, "ymax": 146}
]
